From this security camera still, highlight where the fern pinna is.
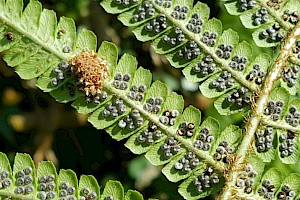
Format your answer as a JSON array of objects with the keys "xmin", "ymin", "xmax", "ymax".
[{"xmin": 1, "ymin": 0, "xmax": 300, "ymax": 199}]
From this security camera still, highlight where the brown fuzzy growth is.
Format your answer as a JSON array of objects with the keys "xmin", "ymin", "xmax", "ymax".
[{"xmin": 69, "ymin": 50, "xmax": 109, "ymax": 96}]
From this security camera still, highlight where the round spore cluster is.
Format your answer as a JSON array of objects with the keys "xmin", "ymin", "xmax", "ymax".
[
  {"xmin": 292, "ymin": 40, "xmax": 300, "ymax": 59},
  {"xmin": 80, "ymin": 187, "xmax": 97, "ymax": 200},
  {"xmin": 201, "ymin": 31, "xmax": 217, "ymax": 47},
  {"xmin": 213, "ymin": 141, "xmax": 234, "ymax": 164},
  {"xmin": 51, "ymin": 60, "xmax": 71, "ymax": 87},
  {"xmin": 266, "ymin": 0, "xmax": 282, "ymax": 10},
  {"xmin": 282, "ymin": 10, "xmax": 299, "ymax": 25},
  {"xmin": 102, "ymin": 98, "xmax": 126, "ymax": 118},
  {"xmin": 239, "ymin": 0, "xmax": 256, "ymax": 11},
  {"xmin": 132, "ymin": 1, "xmax": 155, "ymax": 22},
  {"xmin": 236, "ymin": 164, "xmax": 258, "ymax": 194},
  {"xmin": 194, "ymin": 127, "xmax": 214, "ymax": 151},
  {"xmin": 143, "ymin": 97, "xmax": 164, "ymax": 114},
  {"xmin": 177, "ymin": 121, "xmax": 195, "ymax": 137},
  {"xmin": 277, "ymin": 184, "xmax": 296, "ymax": 200},
  {"xmin": 210, "ymin": 71, "xmax": 235, "ymax": 92},
  {"xmin": 177, "ymin": 41, "xmax": 201, "ymax": 60},
  {"xmin": 255, "ymin": 127, "xmax": 274, "ymax": 153},
  {"xmin": 193, "ymin": 55, "xmax": 217, "ymax": 76},
  {"xmin": 0, "ymin": 167, "xmax": 12, "ymax": 190},
  {"xmin": 145, "ymin": 14, "xmax": 168, "ymax": 33},
  {"xmin": 215, "ymin": 44, "xmax": 233, "ymax": 60},
  {"xmin": 174, "ymin": 151, "xmax": 199, "ymax": 173},
  {"xmin": 127, "ymin": 84, "xmax": 147, "ymax": 102},
  {"xmin": 171, "ymin": 5, "xmax": 189, "ymax": 20},
  {"xmin": 85, "ymin": 90, "xmax": 108, "ymax": 104},
  {"xmin": 282, "ymin": 65, "xmax": 299, "ymax": 87},
  {"xmin": 229, "ymin": 55, "xmax": 248, "ymax": 71},
  {"xmin": 14, "ymin": 166, "xmax": 34, "ymax": 195},
  {"xmin": 285, "ymin": 106, "xmax": 300, "ymax": 127},
  {"xmin": 154, "ymin": 0, "xmax": 171, "ymax": 8},
  {"xmin": 246, "ymin": 64, "xmax": 265, "ymax": 85},
  {"xmin": 105, "ymin": 195, "xmax": 114, "ymax": 200},
  {"xmin": 112, "ymin": 73, "xmax": 131, "ymax": 90},
  {"xmin": 162, "ymin": 27, "xmax": 185, "ymax": 46},
  {"xmin": 161, "ymin": 137, "xmax": 181, "ymax": 159},
  {"xmin": 226, "ymin": 87, "xmax": 251, "ymax": 107},
  {"xmin": 259, "ymin": 23, "xmax": 284, "ymax": 43},
  {"xmin": 118, "ymin": 109, "xmax": 144, "ymax": 129},
  {"xmin": 37, "ymin": 174, "xmax": 56, "ymax": 199},
  {"xmin": 137, "ymin": 123, "xmax": 163, "ymax": 145},
  {"xmin": 258, "ymin": 179, "xmax": 276, "ymax": 199},
  {"xmin": 59, "ymin": 182, "xmax": 76, "ymax": 200},
  {"xmin": 186, "ymin": 13, "xmax": 204, "ymax": 34},
  {"xmin": 252, "ymin": 7, "xmax": 269, "ymax": 26},
  {"xmin": 279, "ymin": 131, "xmax": 296, "ymax": 158},
  {"xmin": 159, "ymin": 109, "xmax": 179, "ymax": 126},
  {"xmin": 113, "ymin": 0, "xmax": 138, "ymax": 7},
  {"xmin": 264, "ymin": 100, "xmax": 284, "ymax": 121},
  {"xmin": 193, "ymin": 167, "xmax": 220, "ymax": 193}
]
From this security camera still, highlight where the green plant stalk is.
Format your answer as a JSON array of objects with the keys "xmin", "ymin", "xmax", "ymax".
[
  {"xmin": 219, "ymin": 21, "xmax": 300, "ymax": 200},
  {"xmin": 261, "ymin": 117, "xmax": 300, "ymax": 134}
]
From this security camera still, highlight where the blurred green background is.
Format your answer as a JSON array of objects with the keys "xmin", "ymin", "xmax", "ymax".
[{"xmin": 0, "ymin": 0, "xmax": 296, "ymax": 199}]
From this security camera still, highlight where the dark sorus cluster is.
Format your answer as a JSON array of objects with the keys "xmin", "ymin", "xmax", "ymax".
[
  {"xmin": 266, "ymin": 0, "xmax": 283, "ymax": 10},
  {"xmin": 282, "ymin": 10, "xmax": 299, "ymax": 25},
  {"xmin": 255, "ymin": 127, "xmax": 274, "ymax": 153},
  {"xmin": 143, "ymin": 96, "xmax": 164, "ymax": 114},
  {"xmin": 285, "ymin": 106, "xmax": 300, "ymax": 127},
  {"xmin": 102, "ymin": 98, "xmax": 126, "ymax": 118},
  {"xmin": 59, "ymin": 182, "xmax": 76, "ymax": 200},
  {"xmin": 258, "ymin": 179, "xmax": 276, "ymax": 200},
  {"xmin": 85, "ymin": 91, "xmax": 108, "ymax": 104},
  {"xmin": 193, "ymin": 167, "xmax": 220, "ymax": 193},
  {"xmin": 236, "ymin": 164, "xmax": 258, "ymax": 194},
  {"xmin": 136, "ymin": 123, "xmax": 163, "ymax": 145},
  {"xmin": 215, "ymin": 44, "xmax": 233, "ymax": 60},
  {"xmin": 51, "ymin": 60, "xmax": 72, "ymax": 87},
  {"xmin": 279, "ymin": 131, "xmax": 296, "ymax": 158},
  {"xmin": 264, "ymin": 100, "xmax": 284, "ymax": 121},
  {"xmin": 277, "ymin": 184, "xmax": 296, "ymax": 200},
  {"xmin": 80, "ymin": 187, "xmax": 97, "ymax": 200},
  {"xmin": 162, "ymin": 27, "xmax": 185, "ymax": 46},
  {"xmin": 177, "ymin": 41, "xmax": 201, "ymax": 60},
  {"xmin": 159, "ymin": 109, "xmax": 179, "ymax": 126},
  {"xmin": 62, "ymin": 46, "xmax": 72, "ymax": 54},
  {"xmin": 239, "ymin": 0, "xmax": 256, "ymax": 11},
  {"xmin": 229, "ymin": 55, "xmax": 248, "ymax": 71},
  {"xmin": 145, "ymin": 14, "xmax": 168, "ymax": 33},
  {"xmin": 117, "ymin": 109, "xmax": 144, "ymax": 129},
  {"xmin": 292, "ymin": 40, "xmax": 300, "ymax": 59},
  {"xmin": 113, "ymin": 0, "xmax": 138, "ymax": 7},
  {"xmin": 0, "ymin": 167, "xmax": 12, "ymax": 189},
  {"xmin": 193, "ymin": 55, "xmax": 217, "ymax": 76},
  {"xmin": 174, "ymin": 151, "xmax": 199, "ymax": 173},
  {"xmin": 154, "ymin": 0, "xmax": 171, "ymax": 8},
  {"xmin": 210, "ymin": 71, "xmax": 235, "ymax": 92},
  {"xmin": 112, "ymin": 72, "xmax": 131, "ymax": 90},
  {"xmin": 194, "ymin": 127, "xmax": 214, "ymax": 151},
  {"xmin": 246, "ymin": 64, "xmax": 265, "ymax": 85},
  {"xmin": 14, "ymin": 166, "xmax": 34, "ymax": 195},
  {"xmin": 127, "ymin": 84, "xmax": 146, "ymax": 102},
  {"xmin": 201, "ymin": 31, "xmax": 217, "ymax": 47},
  {"xmin": 5, "ymin": 32, "xmax": 14, "ymax": 41},
  {"xmin": 213, "ymin": 141, "xmax": 234, "ymax": 164},
  {"xmin": 161, "ymin": 137, "xmax": 181, "ymax": 159},
  {"xmin": 282, "ymin": 65, "xmax": 299, "ymax": 87},
  {"xmin": 186, "ymin": 13, "xmax": 204, "ymax": 34},
  {"xmin": 252, "ymin": 7, "xmax": 269, "ymax": 26},
  {"xmin": 105, "ymin": 195, "xmax": 113, "ymax": 200},
  {"xmin": 259, "ymin": 23, "xmax": 284, "ymax": 43},
  {"xmin": 177, "ymin": 121, "xmax": 195, "ymax": 137},
  {"xmin": 226, "ymin": 87, "xmax": 251, "ymax": 107},
  {"xmin": 65, "ymin": 82, "xmax": 76, "ymax": 96},
  {"xmin": 37, "ymin": 174, "xmax": 56, "ymax": 199},
  {"xmin": 171, "ymin": 5, "xmax": 189, "ymax": 20},
  {"xmin": 132, "ymin": 1, "xmax": 154, "ymax": 22}
]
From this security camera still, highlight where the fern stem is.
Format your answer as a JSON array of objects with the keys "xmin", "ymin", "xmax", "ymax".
[
  {"xmin": 0, "ymin": 190, "xmax": 34, "ymax": 200},
  {"xmin": 256, "ymin": 0, "xmax": 291, "ymax": 30},
  {"xmin": 149, "ymin": 0, "xmax": 259, "ymax": 92},
  {"xmin": 105, "ymin": 82, "xmax": 226, "ymax": 173},
  {"xmin": 261, "ymin": 118, "xmax": 300, "ymax": 134},
  {"xmin": 218, "ymin": 21, "xmax": 300, "ymax": 200}
]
